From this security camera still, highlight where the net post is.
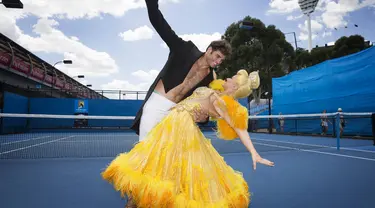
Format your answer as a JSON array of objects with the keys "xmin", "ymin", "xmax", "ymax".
[
  {"xmin": 372, "ymin": 113, "xmax": 375, "ymax": 146},
  {"xmin": 335, "ymin": 112, "xmax": 340, "ymax": 150},
  {"xmin": 0, "ymin": 112, "xmax": 3, "ymax": 135}
]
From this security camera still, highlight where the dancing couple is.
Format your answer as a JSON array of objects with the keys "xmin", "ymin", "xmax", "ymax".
[{"xmin": 102, "ymin": 0, "xmax": 274, "ymax": 207}]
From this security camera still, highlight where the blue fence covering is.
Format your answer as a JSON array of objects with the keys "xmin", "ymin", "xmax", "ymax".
[
  {"xmin": 272, "ymin": 46, "xmax": 375, "ymax": 135},
  {"xmin": 1, "ymin": 92, "xmax": 28, "ymax": 133}
]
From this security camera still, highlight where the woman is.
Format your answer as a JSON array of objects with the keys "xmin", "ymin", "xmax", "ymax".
[
  {"xmin": 102, "ymin": 69, "xmax": 274, "ymax": 207},
  {"xmin": 320, "ymin": 110, "xmax": 331, "ymax": 135},
  {"xmin": 278, "ymin": 112, "xmax": 284, "ymax": 133}
]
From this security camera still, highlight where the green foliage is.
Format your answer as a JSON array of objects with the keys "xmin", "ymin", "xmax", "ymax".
[
  {"xmin": 295, "ymin": 34, "xmax": 370, "ymax": 70},
  {"xmin": 217, "ymin": 16, "xmax": 295, "ymax": 97},
  {"xmin": 216, "ymin": 16, "xmax": 371, "ymax": 103}
]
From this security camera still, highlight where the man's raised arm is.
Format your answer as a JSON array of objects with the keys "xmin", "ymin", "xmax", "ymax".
[{"xmin": 146, "ymin": 0, "xmax": 183, "ymax": 50}]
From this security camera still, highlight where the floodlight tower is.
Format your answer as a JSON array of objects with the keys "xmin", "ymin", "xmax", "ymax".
[
  {"xmin": 1, "ymin": 0, "xmax": 23, "ymax": 9},
  {"xmin": 298, "ymin": 0, "xmax": 319, "ymax": 52}
]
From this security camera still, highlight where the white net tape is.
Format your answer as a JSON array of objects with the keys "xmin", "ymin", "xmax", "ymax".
[{"xmin": 0, "ymin": 112, "xmax": 373, "ymax": 120}]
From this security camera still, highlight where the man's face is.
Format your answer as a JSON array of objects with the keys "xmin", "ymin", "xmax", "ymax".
[{"xmin": 206, "ymin": 48, "xmax": 225, "ymax": 68}]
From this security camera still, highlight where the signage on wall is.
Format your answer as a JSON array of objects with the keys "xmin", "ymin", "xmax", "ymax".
[
  {"xmin": 74, "ymin": 99, "xmax": 89, "ymax": 114},
  {"xmin": 74, "ymin": 99, "xmax": 89, "ymax": 127}
]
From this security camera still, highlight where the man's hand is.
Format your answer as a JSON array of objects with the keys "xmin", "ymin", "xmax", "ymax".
[
  {"xmin": 192, "ymin": 108, "xmax": 209, "ymax": 123},
  {"xmin": 145, "ymin": 0, "xmax": 183, "ymax": 51}
]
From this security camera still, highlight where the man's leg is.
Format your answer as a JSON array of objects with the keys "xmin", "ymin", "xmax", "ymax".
[
  {"xmin": 138, "ymin": 92, "xmax": 176, "ymax": 141},
  {"xmin": 125, "ymin": 92, "xmax": 175, "ymax": 207}
]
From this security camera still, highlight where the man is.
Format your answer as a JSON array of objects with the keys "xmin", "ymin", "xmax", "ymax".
[
  {"xmin": 338, "ymin": 108, "xmax": 346, "ymax": 137},
  {"xmin": 130, "ymin": 0, "xmax": 232, "ymax": 142}
]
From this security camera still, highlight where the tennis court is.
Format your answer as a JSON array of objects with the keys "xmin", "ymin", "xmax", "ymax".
[{"xmin": 1, "ymin": 129, "xmax": 374, "ymax": 208}]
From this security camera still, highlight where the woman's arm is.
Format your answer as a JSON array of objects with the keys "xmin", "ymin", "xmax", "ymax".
[
  {"xmin": 212, "ymin": 97, "xmax": 257, "ymax": 154},
  {"xmin": 235, "ymin": 128, "xmax": 258, "ymax": 156},
  {"xmin": 212, "ymin": 94, "xmax": 274, "ymax": 169}
]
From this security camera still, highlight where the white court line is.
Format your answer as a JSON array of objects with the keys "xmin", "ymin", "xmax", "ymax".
[
  {"xmin": 56, "ymin": 140, "xmax": 136, "ymax": 143},
  {"xmin": 252, "ymin": 138, "xmax": 375, "ymax": 154},
  {"xmin": 0, "ymin": 136, "xmax": 74, "ymax": 155},
  {"xmin": 205, "ymin": 133, "xmax": 375, "ymax": 154},
  {"xmin": 22, "ymin": 134, "xmax": 135, "ymax": 137},
  {"xmin": 1, "ymin": 136, "xmax": 51, "ymax": 145},
  {"xmin": 252, "ymin": 142, "xmax": 375, "ymax": 162},
  {"xmin": 67, "ymin": 135, "xmax": 134, "ymax": 137},
  {"xmin": 206, "ymin": 136, "xmax": 375, "ymax": 161}
]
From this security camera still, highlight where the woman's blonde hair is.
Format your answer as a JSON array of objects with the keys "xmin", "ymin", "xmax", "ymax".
[{"xmin": 233, "ymin": 69, "xmax": 260, "ymax": 99}]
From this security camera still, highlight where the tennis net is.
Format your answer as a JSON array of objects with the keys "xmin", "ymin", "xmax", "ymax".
[
  {"xmin": 0, "ymin": 112, "xmax": 373, "ymax": 159},
  {"xmin": 0, "ymin": 113, "xmax": 138, "ymax": 159},
  {"xmin": 248, "ymin": 112, "xmax": 374, "ymax": 138}
]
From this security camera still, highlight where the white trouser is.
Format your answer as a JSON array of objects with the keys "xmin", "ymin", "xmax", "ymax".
[{"xmin": 139, "ymin": 91, "xmax": 176, "ymax": 141}]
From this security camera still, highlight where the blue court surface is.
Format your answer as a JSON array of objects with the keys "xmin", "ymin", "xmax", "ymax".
[{"xmin": 1, "ymin": 132, "xmax": 375, "ymax": 208}]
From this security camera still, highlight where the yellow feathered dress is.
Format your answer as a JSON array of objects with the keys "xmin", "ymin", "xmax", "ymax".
[{"xmin": 101, "ymin": 86, "xmax": 250, "ymax": 208}]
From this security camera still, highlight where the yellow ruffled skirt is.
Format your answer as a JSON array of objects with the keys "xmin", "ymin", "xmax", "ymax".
[{"xmin": 101, "ymin": 109, "xmax": 250, "ymax": 207}]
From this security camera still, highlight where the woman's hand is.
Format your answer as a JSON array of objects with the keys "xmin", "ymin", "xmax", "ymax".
[{"xmin": 251, "ymin": 151, "xmax": 275, "ymax": 170}]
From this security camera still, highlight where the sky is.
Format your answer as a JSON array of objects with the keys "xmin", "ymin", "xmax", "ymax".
[{"xmin": 1, "ymin": 0, "xmax": 375, "ymax": 99}]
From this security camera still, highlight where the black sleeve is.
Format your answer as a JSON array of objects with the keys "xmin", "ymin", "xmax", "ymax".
[{"xmin": 146, "ymin": 0, "xmax": 184, "ymax": 50}]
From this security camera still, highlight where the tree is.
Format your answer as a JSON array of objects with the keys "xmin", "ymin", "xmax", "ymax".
[
  {"xmin": 294, "ymin": 47, "xmax": 311, "ymax": 70},
  {"xmin": 310, "ymin": 46, "xmax": 331, "ymax": 66},
  {"xmin": 217, "ymin": 16, "xmax": 295, "ymax": 103},
  {"xmin": 216, "ymin": 18, "xmax": 370, "ymax": 106},
  {"xmin": 331, "ymin": 35, "xmax": 367, "ymax": 58},
  {"xmin": 293, "ymin": 34, "xmax": 370, "ymax": 70}
]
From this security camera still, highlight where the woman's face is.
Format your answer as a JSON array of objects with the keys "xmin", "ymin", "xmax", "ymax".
[{"xmin": 223, "ymin": 75, "xmax": 238, "ymax": 94}]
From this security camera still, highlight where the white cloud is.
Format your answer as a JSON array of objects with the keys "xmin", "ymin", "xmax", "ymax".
[
  {"xmin": 11, "ymin": 0, "xmax": 180, "ymax": 20},
  {"xmin": 319, "ymin": 0, "xmax": 375, "ymax": 29},
  {"xmin": 287, "ymin": 14, "xmax": 303, "ymax": 20},
  {"xmin": 0, "ymin": 0, "xmax": 187, "ymax": 102},
  {"xmin": 268, "ymin": 0, "xmax": 375, "ymax": 48},
  {"xmin": 267, "ymin": 0, "xmax": 300, "ymax": 14},
  {"xmin": 101, "ymin": 79, "xmax": 149, "ymax": 91},
  {"xmin": 16, "ymin": 18, "xmax": 118, "ymax": 77},
  {"xmin": 297, "ymin": 19, "xmax": 323, "ymax": 41},
  {"xmin": 327, "ymin": 41, "xmax": 335, "ymax": 46},
  {"xmin": 298, "ymin": 19, "xmax": 324, "ymax": 33},
  {"xmin": 100, "ymin": 79, "xmax": 148, "ymax": 99},
  {"xmin": 119, "ymin": 25, "xmax": 154, "ymax": 41},
  {"xmin": 0, "ymin": 0, "xmax": 181, "ymax": 94},
  {"xmin": 76, "ymin": 79, "xmax": 89, "ymax": 86},
  {"xmin": 0, "ymin": 9, "xmax": 24, "ymax": 41},
  {"xmin": 131, "ymin": 69, "xmax": 160, "ymax": 82},
  {"xmin": 298, "ymin": 32, "xmax": 317, "ymax": 41},
  {"xmin": 268, "ymin": 0, "xmax": 375, "ymax": 29},
  {"xmin": 321, "ymin": 1, "xmax": 350, "ymax": 29},
  {"xmin": 322, "ymin": 31, "xmax": 332, "ymax": 38},
  {"xmin": 4, "ymin": 0, "xmax": 143, "ymax": 20},
  {"xmin": 161, "ymin": 32, "xmax": 222, "ymax": 51},
  {"xmin": 100, "ymin": 69, "xmax": 160, "ymax": 99}
]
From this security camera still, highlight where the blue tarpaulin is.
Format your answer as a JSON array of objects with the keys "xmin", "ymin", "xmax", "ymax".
[{"xmin": 271, "ymin": 46, "xmax": 375, "ymax": 135}]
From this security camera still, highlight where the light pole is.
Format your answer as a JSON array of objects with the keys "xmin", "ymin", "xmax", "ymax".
[
  {"xmin": 73, "ymin": 75, "xmax": 84, "ymax": 79},
  {"xmin": 50, "ymin": 59, "xmax": 72, "ymax": 97},
  {"xmin": 298, "ymin": 0, "xmax": 319, "ymax": 52},
  {"xmin": 53, "ymin": 59, "xmax": 73, "ymax": 67},
  {"xmin": 284, "ymin": 32, "xmax": 298, "ymax": 50},
  {"xmin": 264, "ymin": 92, "xmax": 273, "ymax": 134}
]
